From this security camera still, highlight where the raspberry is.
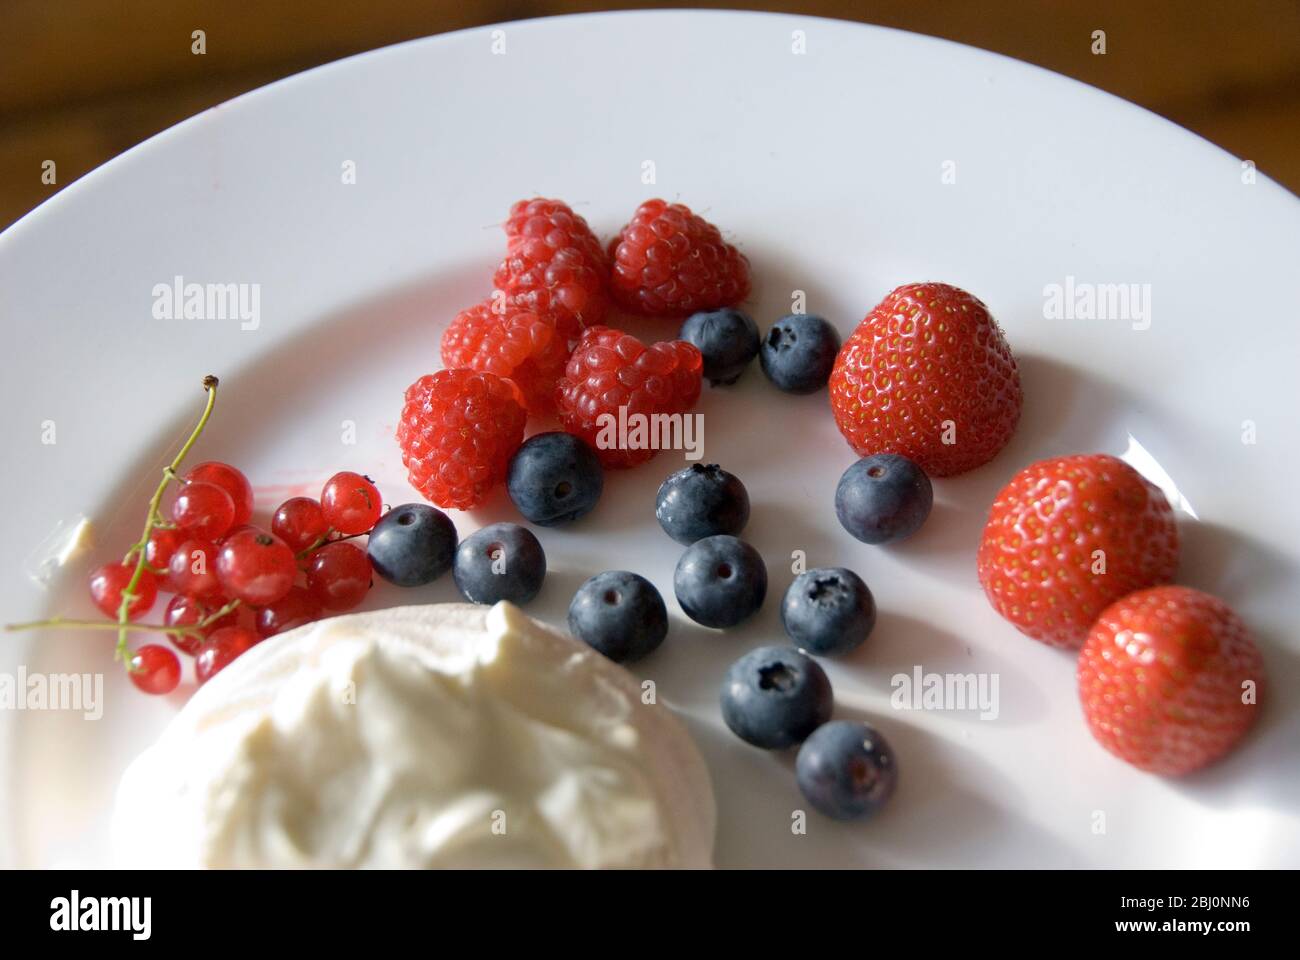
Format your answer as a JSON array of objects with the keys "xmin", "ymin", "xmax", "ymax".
[
  {"xmin": 1079, "ymin": 586, "xmax": 1263, "ymax": 776},
  {"xmin": 608, "ymin": 199, "xmax": 751, "ymax": 317},
  {"xmin": 977, "ymin": 454, "xmax": 1180, "ymax": 648},
  {"xmin": 492, "ymin": 198, "xmax": 609, "ymax": 329},
  {"xmin": 556, "ymin": 326, "xmax": 703, "ymax": 469},
  {"xmin": 397, "ymin": 369, "xmax": 527, "ymax": 509},
  {"xmin": 829, "ymin": 283, "xmax": 1022, "ymax": 477},
  {"xmin": 441, "ymin": 299, "xmax": 576, "ymax": 415}
]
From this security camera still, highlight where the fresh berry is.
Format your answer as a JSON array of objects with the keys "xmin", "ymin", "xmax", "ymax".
[
  {"xmin": 184, "ymin": 461, "xmax": 254, "ymax": 527},
  {"xmin": 127, "ymin": 644, "xmax": 182, "ymax": 695},
  {"xmin": 655, "ymin": 463, "xmax": 750, "ymax": 545},
  {"xmin": 678, "ymin": 308, "xmax": 759, "ymax": 385},
  {"xmin": 255, "ymin": 586, "xmax": 324, "ymax": 638},
  {"xmin": 720, "ymin": 646, "xmax": 833, "ymax": 749},
  {"xmin": 567, "ymin": 571, "xmax": 668, "ymax": 663},
  {"xmin": 452, "ymin": 522, "xmax": 546, "ymax": 606},
  {"xmin": 492, "ymin": 198, "xmax": 609, "ymax": 329},
  {"xmin": 89, "ymin": 563, "xmax": 158, "ymax": 620},
  {"xmin": 272, "ymin": 497, "xmax": 330, "ymax": 553},
  {"xmin": 760, "ymin": 314, "xmax": 840, "ymax": 394},
  {"xmin": 781, "ymin": 568, "xmax": 876, "ymax": 656},
  {"xmin": 978, "ymin": 454, "xmax": 1180, "ymax": 648},
  {"xmin": 195, "ymin": 626, "xmax": 259, "ymax": 684},
  {"xmin": 796, "ymin": 720, "xmax": 898, "ymax": 820},
  {"xmin": 1078, "ymin": 586, "xmax": 1263, "ymax": 776},
  {"xmin": 555, "ymin": 326, "xmax": 703, "ymax": 469},
  {"xmin": 829, "ymin": 283, "xmax": 1022, "ymax": 477},
  {"xmin": 164, "ymin": 594, "xmax": 238, "ymax": 654},
  {"xmin": 397, "ymin": 369, "xmax": 528, "ymax": 510},
  {"xmin": 367, "ymin": 503, "xmax": 458, "ymax": 587},
  {"xmin": 506, "ymin": 432, "xmax": 604, "ymax": 526},
  {"xmin": 305, "ymin": 541, "xmax": 373, "ymax": 611},
  {"xmin": 835, "ymin": 454, "xmax": 933, "ymax": 544},
  {"xmin": 608, "ymin": 199, "xmax": 750, "ymax": 317},
  {"xmin": 215, "ymin": 527, "xmax": 297, "ymax": 606},
  {"xmin": 143, "ymin": 526, "xmax": 186, "ymax": 573},
  {"xmin": 167, "ymin": 539, "xmax": 223, "ymax": 600},
  {"xmin": 171, "ymin": 480, "xmax": 236, "ymax": 540},
  {"xmin": 320, "ymin": 471, "xmax": 382, "ymax": 536},
  {"xmin": 441, "ymin": 299, "xmax": 577, "ymax": 415},
  {"xmin": 673, "ymin": 534, "xmax": 767, "ymax": 628}
]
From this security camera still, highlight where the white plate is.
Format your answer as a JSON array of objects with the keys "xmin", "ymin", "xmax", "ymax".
[{"xmin": 2, "ymin": 10, "xmax": 1298, "ymax": 869}]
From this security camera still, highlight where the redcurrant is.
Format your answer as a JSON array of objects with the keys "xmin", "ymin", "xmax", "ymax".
[
  {"xmin": 128, "ymin": 644, "xmax": 182, "ymax": 695},
  {"xmin": 172, "ymin": 480, "xmax": 236, "ymax": 540},
  {"xmin": 89, "ymin": 563, "xmax": 158, "ymax": 619},
  {"xmin": 271, "ymin": 497, "xmax": 329, "ymax": 552},
  {"xmin": 195, "ymin": 626, "xmax": 259, "ymax": 684},
  {"xmin": 215, "ymin": 527, "xmax": 296, "ymax": 606},
  {"xmin": 306, "ymin": 541, "xmax": 373, "ymax": 611},
  {"xmin": 144, "ymin": 526, "xmax": 186, "ymax": 573},
  {"xmin": 255, "ymin": 585, "xmax": 323, "ymax": 638},
  {"xmin": 184, "ymin": 461, "xmax": 255, "ymax": 527},
  {"xmin": 168, "ymin": 539, "xmax": 223, "ymax": 600},
  {"xmin": 164, "ymin": 594, "xmax": 238, "ymax": 655},
  {"xmin": 320, "ymin": 472, "xmax": 382, "ymax": 536}
]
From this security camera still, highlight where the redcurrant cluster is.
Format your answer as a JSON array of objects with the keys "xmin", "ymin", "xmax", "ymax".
[
  {"xmin": 88, "ymin": 466, "xmax": 384, "ymax": 695},
  {"xmin": 1, "ymin": 379, "xmax": 389, "ymax": 696}
]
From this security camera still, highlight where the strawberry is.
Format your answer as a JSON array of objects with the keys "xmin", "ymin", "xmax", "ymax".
[
  {"xmin": 828, "ymin": 282, "xmax": 1022, "ymax": 477},
  {"xmin": 977, "ymin": 454, "xmax": 1179, "ymax": 648},
  {"xmin": 1078, "ymin": 586, "xmax": 1264, "ymax": 776}
]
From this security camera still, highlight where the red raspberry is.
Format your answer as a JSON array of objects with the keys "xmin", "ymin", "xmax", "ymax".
[
  {"xmin": 556, "ymin": 326, "xmax": 703, "ymax": 469},
  {"xmin": 829, "ymin": 283, "xmax": 1022, "ymax": 477},
  {"xmin": 441, "ymin": 299, "xmax": 576, "ymax": 415},
  {"xmin": 397, "ymin": 369, "xmax": 527, "ymax": 509},
  {"xmin": 608, "ymin": 199, "xmax": 750, "ymax": 317},
  {"xmin": 977, "ymin": 454, "xmax": 1180, "ymax": 649},
  {"xmin": 492, "ymin": 198, "xmax": 609, "ymax": 329},
  {"xmin": 1079, "ymin": 586, "xmax": 1263, "ymax": 776}
]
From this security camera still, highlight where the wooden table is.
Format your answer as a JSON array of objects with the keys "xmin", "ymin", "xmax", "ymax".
[{"xmin": 2, "ymin": 0, "xmax": 1297, "ymax": 229}]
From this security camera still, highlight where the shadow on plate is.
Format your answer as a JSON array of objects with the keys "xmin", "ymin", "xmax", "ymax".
[{"xmin": 699, "ymin": 705, "xmax": 1082, "ymax": 868}]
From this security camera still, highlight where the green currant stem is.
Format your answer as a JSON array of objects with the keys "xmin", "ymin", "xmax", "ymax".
[
  {"xmin": 295, "ymin": 529, "xmax": 368, "ymax": 561},
  {"xmin": 4, "ymin": 616, "xmax": 201, "ymax": 641},
  {"xmin": 197, "ymin": 598, "xmax": 241, "ymax": 628},
  {"xmin": 113, "ymin": 376, "xmax": 220, "ymax": 664}
]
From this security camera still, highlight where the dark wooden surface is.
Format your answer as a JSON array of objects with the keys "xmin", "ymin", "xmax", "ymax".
[{"xmin": 2, "ymin": 1, "xmax": 1297, "ymax": 229}]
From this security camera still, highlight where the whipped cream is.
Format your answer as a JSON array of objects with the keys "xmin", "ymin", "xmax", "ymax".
[{"xmin": 112, "ymin": 602, "xmax": 715, "ymax": 868}]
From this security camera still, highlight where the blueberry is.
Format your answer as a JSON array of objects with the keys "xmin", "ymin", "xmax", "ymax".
[
  {"xmin": 759, "ymin": 314, "xmax": 841, "ymax": 393},
  {"xmin": 720, "ymin": 646, "xmax": 833, "ymax": 749},
  {"xmin": 835, "ymin": 453, "xmax": 933, "ymax": 544},
  {"xmin": 673, "ymin": 535, "xmax": 767, "ymax": 628},
  {"xmin": 452, "ymin": 522, "xmax": 546, "ymax": 605},
  {"xmin": 655, "ymin": 463, "xmax": 750, "ymax": 545},
  {"xmin": 679, "ymin": 308, "xmax": 760, "ymax": 385},
  {"xmin": 567, "ymin": 571, "xmax": 668, "ymax": 663},
  {"xmin": 507, "ymin": 432, "xmax": 604, "ymax": 526},
  {"xmin": 796, "ymin": 720, "xmax": 898, "ymax": 821},
  {"xmin": 781, "ymin": 568, "xmax": 875, "ymax": 656},
  {"xmin": 366, "ymin": 503, "xmax": 458, "ymax": 587}
]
